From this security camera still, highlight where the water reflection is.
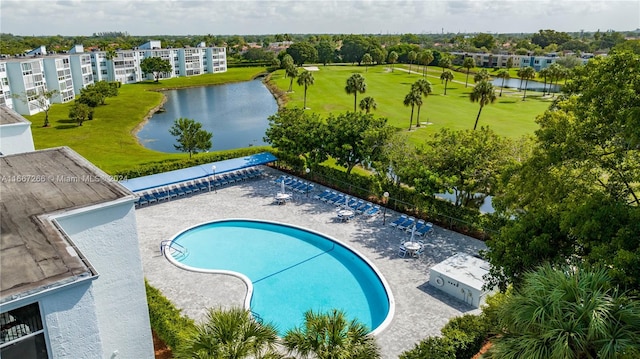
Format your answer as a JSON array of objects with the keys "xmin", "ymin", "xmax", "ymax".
[{"xmin": 137, "ymin": 80, "xmax": 278, "ymax": 153}]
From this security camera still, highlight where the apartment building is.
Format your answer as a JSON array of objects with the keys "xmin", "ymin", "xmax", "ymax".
[
  {"xmin": 452, "ymin": 51, "xmax": 592, "ymax": 71},
  {"xmin": 0, "ymin": 63, "xmax": 13, "ymax": 109},
  {"xmin": 5, "ymin": 58, "xmax": 48, "ymax": 116},
  {"xmin": 69, "ymin": 45, "xmax": 95, "ymax": 95},
  {"xmin": 42, "ymin": 56, "xmax": 75, "ymax": 104}
]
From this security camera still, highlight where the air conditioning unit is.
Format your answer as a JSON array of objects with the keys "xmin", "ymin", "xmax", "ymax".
[{"xmin": 429, "ymin": 253, "xmax": 496, "ymax": 308}]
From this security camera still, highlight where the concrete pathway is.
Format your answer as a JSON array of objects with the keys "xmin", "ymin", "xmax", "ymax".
[{"xmin": 135, "ymin": 166, "xmax": 486, "ymax": 358}]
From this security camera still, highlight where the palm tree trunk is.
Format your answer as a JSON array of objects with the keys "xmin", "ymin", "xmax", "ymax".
[
  {"xmin": 473, "ymin": 106, "xmax": 483, "ymax": 130},
  {"xmin": 522, "ymin": 79, "xmax": 529, "ymax": 101},
  {"xmin": 416, "ymin": 105, "xmax": 421, "ymax": 127},
  {"xmin": 353, "ymin": 94, "xmax": 357, "ymax": 112},
  {"xmin": 465, "ymin": 71, "xmax": 470, "ymax": 87},
  {"xmin": 444, "ymin": 80, "xmax": 448, "ymax": 95},
  {"xmin": 303, "ymin": 87, "xmax": 308, "ymax": 109},
  {"xmin": 500, "ymin": 78, "xmax": 505, "ymax": 96},
  {"xmin": 408, "ymin": 106, "xmax": 414, "ymax": 130}
]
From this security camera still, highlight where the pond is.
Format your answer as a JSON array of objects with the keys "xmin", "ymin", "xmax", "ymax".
[
  {"xmin": 137, "ymin": 80, "xmax": 278, "ymax": 153},
  {"xmin": 492, "ymin": 78, "xmax": 560, "ymax": 93}
]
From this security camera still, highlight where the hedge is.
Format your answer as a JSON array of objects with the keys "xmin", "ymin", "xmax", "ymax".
[{"xmin": 145, "ymin": 280, "xmax": 195, "ymax": 350}]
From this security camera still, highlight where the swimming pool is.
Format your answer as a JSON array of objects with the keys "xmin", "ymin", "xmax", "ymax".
[{"xmin": 164, "ymin": 219, "xmax": 394, "ymax": 335}]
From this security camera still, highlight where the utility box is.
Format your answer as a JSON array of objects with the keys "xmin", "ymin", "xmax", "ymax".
[{"xmin": 429, "ymin": 253, "xmax": 495, "ymax": 308}]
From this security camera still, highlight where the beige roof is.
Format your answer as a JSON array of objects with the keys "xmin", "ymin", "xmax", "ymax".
[
  {"xmin": 1, "ymin": 147, "xmax": 132, "ymax": 303},
  {"xmin": 0, "ymin": 106, "xmax": 30, "ymax": 126}
]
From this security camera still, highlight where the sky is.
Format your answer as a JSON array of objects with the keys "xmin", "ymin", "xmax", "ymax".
[{"xmin": 1, "ymin": 0, "xmax": 639, "ymax": 36}]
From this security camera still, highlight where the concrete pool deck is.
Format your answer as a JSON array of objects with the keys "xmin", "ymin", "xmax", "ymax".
[{"xmin": 135, "ymin": 166, "xmax": 487, "ymax": 358}]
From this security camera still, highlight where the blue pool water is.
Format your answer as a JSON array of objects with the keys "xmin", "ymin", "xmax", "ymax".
[{"xmin": 167, "ymin": 220, "xmax": 391, "ymax": 335}]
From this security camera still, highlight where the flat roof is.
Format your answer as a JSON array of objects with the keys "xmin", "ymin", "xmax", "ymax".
[
  {"xmin": 430, "ymin": 253, "xmax": 491, "ymax": 291},
  {"xmin": 0, "ymin": 106, "xmax": 30, "ymax": 126},
  {"xmin": 0, "ymin": 147, "xmax": 132, "ymax": 303},
  {"xmin": 121, "ymin": 152, "xmax": 277, "ymax": 192}
]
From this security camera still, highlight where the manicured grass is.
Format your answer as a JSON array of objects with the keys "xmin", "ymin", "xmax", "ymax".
[
  {"xmin": 28, "ymin": 67, "xmax": 267, "ymax": 174},
  {"xmin": 272, "ymin": 64, "xmax": 552, "ymax": 143}
]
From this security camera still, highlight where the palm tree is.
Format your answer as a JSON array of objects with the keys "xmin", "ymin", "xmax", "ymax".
[
  {"xmin": 359, "ymin": 96, "xmax": 377, "ymax": 113},
  {"xmin": 361, "ymin": 53, "xmax": 372, "ymax": 72},
  {"xmin": 473, "ymin": 68, "xmax": 490, "ymax": 83},
  {"xmin": 440, "ymin": 70, "xmax": 454, "ymax": 95},
  {"xmin": 286, "ymin": 64, "xmax": 299, "ymax": 92},
  {"xmin": 538, "ymin": 68, "xmax": 550, "ymax": 95},
  {"xmin": 518, "ymin": 66, "xmax": 536, "ymax": 101},
  {"xmin": 496, "ymin": 69, "xmax": 510, "ymax": 97},
  {"xmin": 470, "ymin": 80, "xmax": 496, "ymax": 130},
  {"xmin": 489, "ymin": 264, "xmax": 640, "ymax": 359},
  {"xmin": 387, "ymin": 51, "xmax": 398, "ymax": 72},
  {"xmin": 297, "ymin": 70, "xmax": 315, "ymax": 109},
  {"xmin": 175, "ymin": 307, "xmax": 281, "ymax": 359},
  {"xmin": 407, "ymin": 50, "xmax": 417, "ymax": 73},
  {"xmin": 462, "ymin": 57, "xmax": 475, "ymax": 87},
  {"xmin": 403, "ymin": 89, "xmax": 422, "ymax": 131},
  {"xmin": 283, "ymin": 309, "xmax": 381, "ymax": 359},
  {"xmin": 412, "ymin": 79, "xmax": 432, "ymax": 127},
  {"xmin": 419, "ymin": 49, "xmax": 434, "ymax": 77},
  {"xmin": 345, "ymin": 73, "xmax": 367, "ymax": 111},
  {"xmin": 439, "ymin": 56, "xmax": 451, "ymax": 73}
]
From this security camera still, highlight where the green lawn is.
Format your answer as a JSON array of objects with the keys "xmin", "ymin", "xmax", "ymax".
[
  {"xmin": 28, "ymin": 67, "xmax": 267, "ymax": 173},
  {"xmin": 27, "ymin": 64, "xmax": 551, "ymax": 174},
  {"xmin": 271, "ymin": 64, "xmax": 552, "ymax": 143}
]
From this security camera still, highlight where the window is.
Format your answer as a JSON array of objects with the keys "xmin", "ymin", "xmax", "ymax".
[{"xmin": 0, "ymin": 303, "xmax": 49, "ymax": 358}]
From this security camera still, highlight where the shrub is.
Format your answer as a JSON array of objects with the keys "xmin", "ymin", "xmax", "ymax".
[
  {"xmin": 145, "ymin": 280, "xmax": 195, "ymax": 350},
  {"xmin": 441, "ymin": 314, "xmax": 488, "ymax": 359},
  {"xmin": 399, "ymin": 336, "xmax": 455, "ymax": 359}
]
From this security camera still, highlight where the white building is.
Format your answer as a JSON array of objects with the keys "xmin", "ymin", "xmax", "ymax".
[
  {"xmin": 429, "ymin": 253, "xmax": 495, "ymax": 308},
  {"xmin": 0, "ymin": 111, "xmax": 154, "ymax": 358},
  {"xmin": 0, "ymin": 62, "xmax": 13, "ymax": 109},
  {"xmin": 1, "ymin": 41, "xmax": 227, "ymax": 116},
  {"xmin": 5, "ymin": 58, "xmax": 48, "ymax": 116},
  {"xmin": 0, "ymin": 106, "xmax": 35, "ymax": 155}
]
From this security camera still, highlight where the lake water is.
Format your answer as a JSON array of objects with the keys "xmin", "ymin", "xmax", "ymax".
[
  {"xmin": 137, "ymin": 80, "xmax": 278, "ymax": 153},
  {"xmin": 492, "ymin": 78, "xmax": 560, "ymax": 93}
]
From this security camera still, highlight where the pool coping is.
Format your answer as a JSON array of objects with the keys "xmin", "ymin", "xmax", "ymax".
[{"xmin": 162, "ymin": 218, "xmax": 396, "ymax": 337}]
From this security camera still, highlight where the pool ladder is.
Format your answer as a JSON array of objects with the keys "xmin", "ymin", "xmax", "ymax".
[
  {"xmin": 250, "ymin": 310, "xmax": 264, "ymax": 324},
  {"xmin": 160, "ymin": 240, "xmax": 188, "ymax": 258}
]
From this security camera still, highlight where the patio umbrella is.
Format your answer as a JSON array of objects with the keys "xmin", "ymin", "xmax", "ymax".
[
  {"xmin": 281, "ymin": 180, "xmax": 285, "ymax": 194},
  {"xmin": 410, "ymin": 224, "xmax": 416, "ymax": 242},
  {"xmin": 344, "ymin": 195, "xmax": 350, "ymax": 209}
]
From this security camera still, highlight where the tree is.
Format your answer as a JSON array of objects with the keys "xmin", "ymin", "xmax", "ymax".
[
  {"xmin": 345, "ymin": 73, "xmax": 367, "ymax": 112},
  {"xmin": 403, "ymin": 89, "xmax": 421, "ymax": 131},
  {"xmin": 387, "ymin": 51, "xmax": 398, "ymax": 72},
  {"xmin": 169, "ymin": 118, "xmax": 212, "ymax": 158},
  {"xmin": 438, "ymin": 56, "xmax": 451, "ymax": 73},
  {"xmin": 531, "ymin": 29, "xmax": 572, "ymax": 48},
  {"xmin": 471, "ymin": 33, "xmax": 496, "ymax": 50},
  {"xmin": 68, "ymin": 101, "xmax": 91, "ymax": 126},
  {"xmin": 140, "ymin": 56, "xmax": 172, "ymax": 82},
  {"xmin": 370, "ymin": 47, "xmax": 387, "ymax": 65},
  {"xmin": 296, "ymin": 70, "xmax": 314, "ymax": 109},
  {"xmin": 340, "ymin": 35, "xmax": 370, "ymax": 64},
  {"xmin": 469, "ymin": 80, "xmax": 496, "ymax": 130},
  {"xmin": 420, "ymin": 127, "xmax": 510, "ymax": 207},
  {"xmin": 462, "ymin": 57, "xmax": 475, "ymax": 87},
  {"xmin": 283, "ymin": 309, "xmax": 381, "ymax": 359},
  {"xmin": 285, "ymin": 62, "xmax": 298, "ymax": 92},
  {"xmin": 175, "ymin": 307, "xmax": 281, "ymax": 359},
  {"xmin": 316, "ymin": 40, "xmax": 335, "ymax": 66},
  {"xmin": 505, "ymin": 56, "xmax": 514, "ymax": 71},
  {"xmin": 538, "ymin": 67, "xmax": 550, "ymax": 94},
  {"xmin": 407, "ymin": 50, "xmax": 417, "ymax": 73},
  {"xmin": 324, "ymin": 111, "xmax": 394, "ymax": 174},
  {"xmin": 418, "ymin": 49, "xmax": 434, "ymax": 77},
  {"xmin": 264, "ymin": 108, "xmax": 328, "ymax": 167},
  {"xmin": 359, "ymin": 96, "xmax": 377, "ymax": 114},
  {"xmin": 91, "ymin": 80, "xmax": 119, "ymax": 105},
  {"xmin": 361, "ymin": 53, "xmax": 372, "ymax": 72},
  {"xmin": 485, "ymin": 52, "xmax": 640, "ymax": 292},
  {"xmin": 517, "ymin": 66, "xmax": 536, "ymax": 101},
  {"xmin": 286, "ymin": 41, "xmax": 318, "ymax": 66},
  {"xmin": 13, "ymin": 89, "xmax": 59, "ymax": 127},
  {"xmin": 411, "ymin": 79, "xmax": 432, "ymax": 127},
  {"xmin": 473, "ymin": 69, "xmax": 490, "ymax": 83},
  {"xmin": 440, "ymin": 70, "xmax": 454, "ymax": 95},
  {"xmin": 489, "ymin": 265, "xmax": 640, "ymax": 359},
  {"xmin": 496, "ymin": 69, "xmax": 510, "ymax": 97}
]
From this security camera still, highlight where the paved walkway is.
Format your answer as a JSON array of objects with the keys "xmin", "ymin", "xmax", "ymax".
[{"xmin": 135, "ymin": 166, "xmax": 487, "ymax": 358}]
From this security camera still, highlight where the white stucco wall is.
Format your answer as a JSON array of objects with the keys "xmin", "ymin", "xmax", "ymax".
[
  {"xmin": 55, "ymin": 200, "xmax": 154, "ymax": 359},
  {"xmin": 41, "ymin": 281, "xmax": 104, "ymax": 358},
  {"xmin": 0, "ymin": 123, "xmax": 35, "ymax": 155}
]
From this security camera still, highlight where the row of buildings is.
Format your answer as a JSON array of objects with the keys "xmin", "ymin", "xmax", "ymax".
[
  {"xmin": 0, "ymin": 41, "xmax": 227, "ymax": 116},
  {"xmin": 449, "ymin": 51, "xmax": 595, "ymax": 71}
]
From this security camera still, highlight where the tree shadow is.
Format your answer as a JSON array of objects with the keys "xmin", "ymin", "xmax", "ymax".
[{"xmin": 54, "ymin": 118, "xmax": 78, "ymax": 129}]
